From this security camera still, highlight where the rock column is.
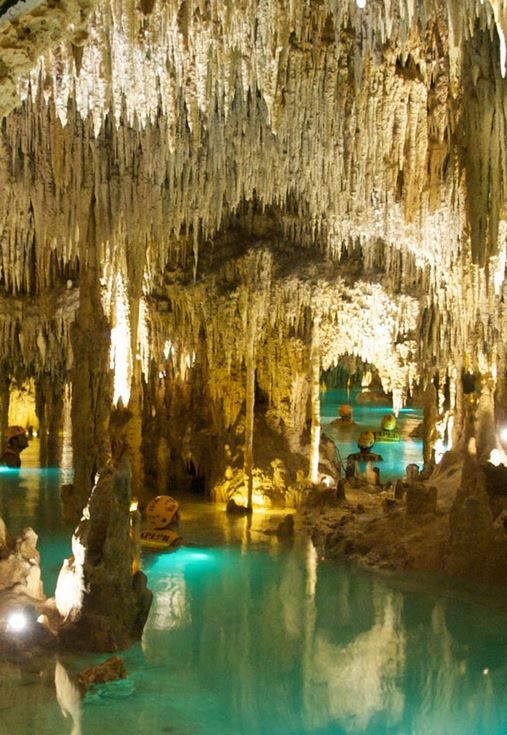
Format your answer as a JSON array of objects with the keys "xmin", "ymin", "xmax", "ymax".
[
  {"xmin": 308, "ymin": 317, "xmax": 321, "ymax": 484},
  {"xmin": 71, "ymin": 204, "xmax": 112, "ymax": 511}
]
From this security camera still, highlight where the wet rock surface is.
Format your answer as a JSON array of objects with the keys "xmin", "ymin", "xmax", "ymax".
[
  {"xmin": 77, "ymin": 654, "xmax": 127, "ymax": 692},
  {"xmin": 56, "ymin": 459, "xmax": 153, "ymax": 652},
  {"xmin": 303, "ymin": 456, "xmax": 507, "ymax": 586},
  {"xmin": 0, "ymin": 521, "xmax": 44, "ymax": 600}
]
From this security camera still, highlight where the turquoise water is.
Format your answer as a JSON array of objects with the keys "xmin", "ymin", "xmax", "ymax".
[
  {"xmin": 2, "ymin": 445, "xmax": 507, "ymax": 735},
  {"xmin": 321, "ymin": 388, "xmax": 423, "ymax": 481}
]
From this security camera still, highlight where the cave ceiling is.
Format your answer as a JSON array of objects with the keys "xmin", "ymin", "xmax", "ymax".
[{"xmin": 0, "ymin": 0, "xmax": 506, "ymax": 395}]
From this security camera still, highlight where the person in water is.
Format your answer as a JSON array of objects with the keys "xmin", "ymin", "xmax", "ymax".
[
  {"xmin": 328, "ymin": 404, "xmax": 356, "ymax": 431},
  {"xmin": 0, "ymin": 425, "xmax": 29, "ymax": 468},
  {"xmin": 347, "ymin": 430, "xmax": 383, "ymax": 463}
]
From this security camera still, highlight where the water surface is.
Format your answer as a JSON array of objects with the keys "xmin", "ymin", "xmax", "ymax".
[
  {"xmin": 1, "ymin": 444, "xmax": 507, "ymax": 735},
  {"xmin": 320, "ymin": 388, "xmax": 423, "ymax": 481}
]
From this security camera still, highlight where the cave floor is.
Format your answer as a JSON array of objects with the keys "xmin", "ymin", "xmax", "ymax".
[{"xmin": 2, "ymin": 447, "xmax": 507, "ymax": 734}]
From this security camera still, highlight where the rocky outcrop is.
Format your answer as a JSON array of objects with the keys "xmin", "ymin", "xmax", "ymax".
[
  {"xmin": 55, "ymin": 459, "xmax": 152, "ymax": 652},
  {"xmin": 0, "ymin": 519, "xmax": 59, "ymax": 656},
  {"xmin": 77, "ymin": 655, "xmax": 127, "ymax": 692},
  {"xmin": 447, "ymin": 457, "xmax": 500, "ymax": 581},
  {"xmin": 304, "ymin": 456, "xmax": 507, "ymax": 586},
  {"xmin": 0, "ymin": 519, "xmax": 43, "ymax": 599}
]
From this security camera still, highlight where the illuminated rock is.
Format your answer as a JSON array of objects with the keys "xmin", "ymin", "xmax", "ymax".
[
  {"xmin": 0, "ymin": 0, "xmax": 506, "ymax": 582},
  {"xmin": 0, "ymin": 522, "xmax": 43, "ymax": 600},
  {"xmin": 56, "ymin": 459, "xmax": 153, "ymax": 651}
]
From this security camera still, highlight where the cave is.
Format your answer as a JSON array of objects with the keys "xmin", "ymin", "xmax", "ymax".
[{"xmin": 1, "ymin": 0, "xmax": 507, "ymax": 733}]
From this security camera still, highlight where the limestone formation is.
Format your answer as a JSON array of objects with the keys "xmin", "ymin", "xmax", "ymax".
[
  {"xmin": 0, "ymin": 0, "xmax": 505, "ymax": 582},
  {"xmin": 56, "ymin": 459, "xmax": 153, "ymax": 651},
  {"xmin": 0, "ymin": 520, "xmax": 59, "ymax": 656},
  {"xmin": 0, "ymin": 521, "xmax": 44, "ymax": 600}
]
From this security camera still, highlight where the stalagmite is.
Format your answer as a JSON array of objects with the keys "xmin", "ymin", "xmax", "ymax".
[
  {"xmin": 0, "ymin": 0, "xmax": 505, "ymax": 594},
  {"xmin": 56, "ymin": 458, "xmax": 152, "ymax": 651},
  {"xmin": 35, "ymin": 374, "xmax": 63, "ymax": 467},
  {"xmin": 475, "ymin": 373, "xmax": 499, "ymax": 462},
  {"xmin": 0, "ymin": 374, "xmax": 10, "ymax": 443},
  {"xmin": 422, "ymin": 382, "xmax": 438, "ymax": 472}
]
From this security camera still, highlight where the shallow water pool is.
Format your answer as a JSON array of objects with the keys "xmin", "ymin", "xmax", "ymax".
[
  {"xmin": 2, "ymin": 447, "xmax": 507, "ymax": 735},
  {"xmin": 320, "ymin": 388, "xmax": 423, "ymax": 481}
]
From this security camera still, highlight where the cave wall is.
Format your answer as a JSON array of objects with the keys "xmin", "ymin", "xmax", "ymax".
[{"xmin": 0, "ymin": 1, "xmax": 505, "ymax": 501}]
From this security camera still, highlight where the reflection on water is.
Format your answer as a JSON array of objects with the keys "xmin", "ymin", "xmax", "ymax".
[
  {"xmin": 55, "ymin": 659, "xmax": 82, "ymax": 735},
  {"xmin": 2, "ymin": 464, "xmax": 507, "ymax": 734}
]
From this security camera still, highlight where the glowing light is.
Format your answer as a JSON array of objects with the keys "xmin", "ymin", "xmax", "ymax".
[
  {"xmin": 447, "ymin": 416, "xmax": 454, "ymax": 451},
  {"xmin": 8, "ymin": 379, "xmax": 38, "ymax": 430},
  {"xmin": 361, "ymin": 370, "xmax": 372, "ymax": 388},
  {"xmin": 483, "ymin": 668, "xmax": 490, "ymax": 675},
  {"xmin": 153, "ymin": 548, "xmax": 214, "ymax": 568},
  {"xmin": 55, "ymin": 534, "xmax": 86, "ymax": 620},
  {"xmin": 130, "ymin": 499, "xmax": 139, "ymax": 512},
  {"xmin": 491, "ymin": 2, "xmax": 507, "ymax": 77},
  {"xmin": 306, "ymin": 540, "xmax": 318, "ymax": 598},
  {"xmin": 110, "ymin": 275, "xmax": 132, "ymax": 406},
  {"xmin": 434, "ymin": 438, "xmax": 447, "ymax": 464},
  {"xmin": 489, "ymin": 449, "xmax": 504, "ymax": 467},
  {"xmin": 186, "ymin": 552, "xmax": 210, "ymax": 561},
  {"xmin": 60, "ymin": 383, "xmax": 73, "ymax": 477},
  {"xmin": 356, "ymin": 0, "xmax": 366, "ymax": 7},
  {"xmin": 500, "ymin": 426, "xmax": 507, "ymax": 444},
  {"xmin": 163, "ymin": 340, "xmax": 174, "ymax": 359},
  {"xmin": 233, "ymin": 486, "xmax": 270, "ymax": 509},
  {"xmin": 7, "ymin": 611, "xmax": 28, "ymax": 632}
]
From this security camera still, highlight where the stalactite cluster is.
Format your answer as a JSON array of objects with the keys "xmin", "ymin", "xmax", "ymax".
[{"xmin": 0, "ymin": 0, "xmax": 505, "ymax": 503}]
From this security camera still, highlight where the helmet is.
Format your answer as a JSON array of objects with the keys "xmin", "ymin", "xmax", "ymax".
[
  {"xmin": 338, "ymin": 405, "xmax": 353, "ymax": 420},
  {"xmin": 358, "ymin": 431, "xmax": 375, "ymax": 451},
  {"xmin": 381, "ymin": 414, "xmax": 396, "ymax": 431},
  {"xmin": 146, "ymin": 495, "xmax": 179, "ymax": 530},
  {"xmin": 4, "ymin": 425, "xmax": 26, "ymax": 442}
]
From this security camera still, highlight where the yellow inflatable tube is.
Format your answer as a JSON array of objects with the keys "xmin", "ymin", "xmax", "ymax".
[{"xmin": 140, "ymin": 528, "xmax": 183, "ymax": 550}]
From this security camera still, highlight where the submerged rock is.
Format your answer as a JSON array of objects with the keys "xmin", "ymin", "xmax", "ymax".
[
  {"xmin": 226, "ymin": 498, "xmax": 251, "ymax": 515},
  {"xmin": 77, "ymin": 655, "xmax": 127, "ymax": 691}
]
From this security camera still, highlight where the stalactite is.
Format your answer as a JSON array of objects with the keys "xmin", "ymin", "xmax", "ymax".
[
  {"xmin": 451, "ymin": 364, "xmax": 464, "ymax": 450},
  {"xmin": 0, "ymin": 1, "xmax": 504, "ymax": 404},
  {"xmin": 460, "ymin": 25, "xmax": 504, "ymax": 266},
  {"xmin": 35, "ymin": 376, "xmax": 49, "ymax": 467},
  {"xmin": 0, "ymin": 0, "xmax": 506, "ymax": 495},
  {"xmin": 244, "ymin": 309, "xmax": 256, "ymax": 511},
  {"xmin": 0, "ymin": 372, "xmax": 10, "ymax": 442},
  {"xmin": 308, "ymin": 317, "xmax": 321, "ymax": 485}
]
